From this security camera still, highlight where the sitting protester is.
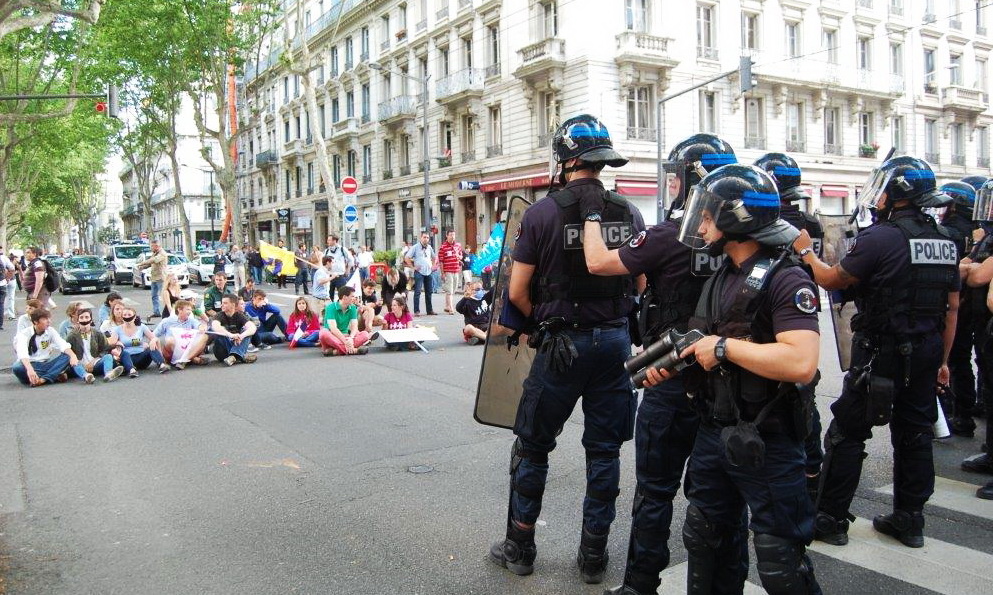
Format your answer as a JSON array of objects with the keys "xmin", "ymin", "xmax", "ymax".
[
  {"xmin": 96, "ymin": 292, "xmax": 122, "ymax": 327},
  {"xmin": 154, "ymin": 299, "xmax": 210, "ymax": 369},
  {"xmin": 237, "ymin": 276, "xmax": 257, "ymax": 303},
  {"xmin": 159, "ymin": 274, "xmax": 183, "ymax": 319},
  {"xmin": 67, "ymin": 307, "xmax": 124, "ymax": 381},
  {"xmin": 13, "ymin": 298, "xmax": 41, "ymax": 347},
  {"xmin": 99, "ymin": 300, "xmax": 127, "ymax": 335},
  {"xmin": 311, "ymin": 255, "xmax": 334, "ymax": 308},
  {"xmin": 210, "ymin": 293, "xmax": 258, "ymax": 365},
  {"xmin": 13, "ymin": 308, "xmax": 89, "ymax": 386},
  {"xmin": 382, "ymin": 295, "xmax": 417, "ymax": 352},
  {"xmin": 321, "ymin": 286, "xmax": 376, "ymax": 356},
  {"xmin": 203, "ymin": 272, "xmax": 228, "ymax": 317},
  {"xmin": 245, "ymin": 290, "xmax": 288, "ymax": 345},
  {"xmin": 358, "ymin": 279, "xmax": 385, "ymax": 331},
  {"xmin": 380, "ymin": 268, "xmax": 407, "ymax": 308},
  {"xmin": 455, "ymin": 281, "xmax": 492, "ymax": 346},
  {"xmin": 286, "ymin": 296, "xmax": 329, "ymax": 348},
  {"xmin": 114, "ymin": 305, "xmax": 169, "ymax": 377},
  {"xmin": 57, "ymin": 300, "xmax": 84, "ymax": 339}
]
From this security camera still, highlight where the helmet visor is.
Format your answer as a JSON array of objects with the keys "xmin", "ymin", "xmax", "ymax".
[
  {"xmin": 859, "ymin": 168, "xmax": 890, "ymax": 210},
  {"xmin": 677, "ymin": 186, "xmax": 724, "ymax": 249},
  {"xmin": 661, "ymin": 162, "xmax": 687, "ymax": 216},
  {"xmin": 975, "ymin": 184, "xmax": 993, "ymax": 222},
  {"xmin": 547, "ymin": 142, "xmax": 557, "ymax": 186}
]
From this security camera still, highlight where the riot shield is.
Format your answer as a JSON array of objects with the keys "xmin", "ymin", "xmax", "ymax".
[
  {"xmin": 474, "ymin": 196, "xmax": 536, "ymax": 429},
  {"xmin": 818, "ymin": 213, "xmax": 860, "ymax": 371}
]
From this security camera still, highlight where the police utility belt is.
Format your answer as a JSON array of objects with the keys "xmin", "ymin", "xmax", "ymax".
[{"xmin": 692, "ymin": 252, "xmax": 818, "ymax": 470}]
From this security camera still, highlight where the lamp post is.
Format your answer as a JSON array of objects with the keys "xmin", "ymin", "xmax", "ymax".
[
  {"xmin": 200, "ymin": 167, "xmax": 218, "ymax": 246},
  {"xmin": 369, "ymin": 62, "xmax": 433, "ymax": 240}
]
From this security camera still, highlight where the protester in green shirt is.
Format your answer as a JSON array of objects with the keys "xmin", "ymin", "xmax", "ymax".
[
  {"xmin": 320, "ymin": 286, "xmax": 377, "ymax": 356},
  {"xmin": 203, "ymin": 273, "xmax": 228, "ymax": 317}
]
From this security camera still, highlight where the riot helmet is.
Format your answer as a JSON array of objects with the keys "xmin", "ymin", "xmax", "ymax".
[
  {"xmin": 678, "ymin": 164, "xmax": 800, "ymax": 250},
  {"xmin": 975, "ymin": 179, "xmax": 993, "ymax": 223},
  {"xmin": 663, "ymin": 134, "xmax": 737, "ymax": 209},
  {"xmin": 754, "ymin": 152, "xmax": 809, "ymax": 202},
  {"xmin": 940, "ymin": 180, "xmax": 976, "ymax": 218},
  {"xmin": 859, "ymin": 155, "xmax": 951, "ymax": 212},
  {"xmin": 550, "ymin": 114, "xmax": 627, "ymax": 186},
  {"xmin": 961, "ymin": 175, "xmax": 990, "ymax": 192}
]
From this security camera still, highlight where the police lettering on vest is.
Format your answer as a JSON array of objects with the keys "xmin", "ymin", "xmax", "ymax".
[
  {"xmin": 908, "ymin": 239, "xmax": 957, "ymax": 265},
  {"xmin": 692, "ymin": 249, "xmax": 724, "ymax": 277},
  {"xmin": 562, "ymin": 222, "xmax": 634, "ymax": 250}
]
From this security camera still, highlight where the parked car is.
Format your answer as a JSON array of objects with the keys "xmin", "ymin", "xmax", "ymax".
[
  {"xmin": 186, "ymin": 253, "xmax": 234, "ymax": 286},
  {"xmin": 105, "ymin": 243, "xmax": 148, "ymax": 284},
  {"xmin": 42, "ymin": 255, "xmax": 65, "ymax": 273},
  {"xmin": 132, "ymin": 252, "xmax": 190, "ymax": 288},
  {"xmin": 59, "ymin": 255, "xmax": 112, "ymax": 294}
]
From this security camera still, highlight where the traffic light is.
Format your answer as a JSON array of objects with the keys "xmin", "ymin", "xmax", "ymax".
[
  {"xmin": 107, "ymin": 84, "xmax": 119, "ymax": 118},
  {"xmin": 739, "ymin": 56, "xmax": 755, "ymax": 93}
]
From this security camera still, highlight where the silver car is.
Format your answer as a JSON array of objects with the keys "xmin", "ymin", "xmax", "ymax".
[
  {"xmin": 187, "ymin": 253, "xmax": 234, "ymax": 286},
  {"xmin": 132, "ymin": 252, "xmax": 190, "ymax": 288}
]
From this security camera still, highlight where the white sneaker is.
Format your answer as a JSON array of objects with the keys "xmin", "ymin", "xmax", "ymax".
[
  {"xmin": 84, "ymin": 373, "xmax": 95, "ymax": 384},
  {"xmin": 104, "ymin": 366, "xmax": 124, "ymax": 382},
  {"xmin": 247, "ymin": 345, "xmax": 259, "ymax": 353}
]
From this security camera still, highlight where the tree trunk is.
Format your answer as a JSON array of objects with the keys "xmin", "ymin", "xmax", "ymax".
[{"xmin": 167, "ymin": 136, "xmax": 195, "ymax": 257}]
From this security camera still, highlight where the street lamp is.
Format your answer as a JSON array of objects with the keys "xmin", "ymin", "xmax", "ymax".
[
  {"xmin": 369, "ymin": 61, "xmax": 433, "ymax": 240},
  {"xmin": 199, "ymin": 167, "xmax": 218, "ymax": 247}
]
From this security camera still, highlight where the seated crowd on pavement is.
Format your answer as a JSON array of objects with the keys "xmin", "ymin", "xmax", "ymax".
[{"xmin": 7, "ymin": 236, "xmax": 488, "ymax": 387}]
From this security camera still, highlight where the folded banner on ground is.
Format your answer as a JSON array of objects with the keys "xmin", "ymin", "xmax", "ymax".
[
  {"xmin": 169, "ymin": 327, "xmax": 204, "ymax": 364},
  {"xmin": 471, "ymin": 223, "xmax": 505, "ymax": 275},
  {"xmin": 259, "ymin": 241, "xmax": 299, "ymax": 276}
]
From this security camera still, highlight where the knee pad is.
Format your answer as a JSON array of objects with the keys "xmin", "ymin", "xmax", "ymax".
[
  {"xmin": 510, "ymin": 438, "xmax": 548, "ymax": 500},
  {"xmin": 682, "ymin": 504, "xmax": 723, "ymax": 556},
  {"xmin": 754, "ymin": 533, "xmax": 818, "ymax": 595},
  {"xmin": 585, "ymin": 448, "xmax": 621, "ymax": 502}
]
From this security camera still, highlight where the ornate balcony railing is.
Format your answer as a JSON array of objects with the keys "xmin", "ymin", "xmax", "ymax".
[
  {"xmin": 626, "ymin": 127, "xmax": 657, "ymax": 141},
  {"xmin": 486, "ymin": 144, "xmax": 503, "ymax": 158},
  {"xmin": 436, "ymin": 68, "xmax": 485, "ymax": 99}
]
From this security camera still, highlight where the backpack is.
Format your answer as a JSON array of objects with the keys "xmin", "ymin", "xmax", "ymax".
[{"xmin": 42, "ymin": 259, "xmax": 58, "ymax": 292}]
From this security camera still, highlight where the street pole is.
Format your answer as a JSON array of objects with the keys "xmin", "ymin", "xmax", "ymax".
[
  {"xmin": 422, "ymin": 74, "xmax": 432, "ymax": 240},
  {"xmin": 208, "ymin": 170, "xmax": 217, "ymax": 245}
]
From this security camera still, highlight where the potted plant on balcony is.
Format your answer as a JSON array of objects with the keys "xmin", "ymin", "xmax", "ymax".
[{"xmin": 859, "ymin": 142, "xmax": 879, "ymax": 158}]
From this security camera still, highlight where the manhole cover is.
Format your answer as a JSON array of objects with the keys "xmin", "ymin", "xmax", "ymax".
[{"xmin": 407, "ymin": 465, "xmax": 434, "ymax": 474}]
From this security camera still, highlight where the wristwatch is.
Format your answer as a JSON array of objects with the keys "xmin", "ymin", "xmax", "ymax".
[
  {"xmin": 585, "ymin": 211, "xmax": 603, "ymax": 222},
  {"xmin": 714, "ymin": 337, "xmax": 728, "ymax": 364},
  {"xmin": 797, "ymin": 247, "xmax": 812, "ymax": 258}
]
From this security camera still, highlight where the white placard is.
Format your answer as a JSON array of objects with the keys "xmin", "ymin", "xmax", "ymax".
[{"xmin": 378, "ymin": 327, "xmax": 439, "ymax": 343}]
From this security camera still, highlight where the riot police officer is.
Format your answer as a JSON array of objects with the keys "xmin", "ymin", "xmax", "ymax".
[
  {"xmin": 488, "ymin": 114, "xmax": 645, "ymax": 584},
  {"xmin": 650, "ymin": 163, "xmax": 822, "ymax": 594},
  {"xmin": 793, "ymin": 156, "xmax": 960, "ymax": 548},
  {"xmin": 581, "ymin": 134, "xmax": 740, "ymax": 595},
  {"xmin": 755, "ymin": 152, "xmax": 825, "ymax": 501},
  {"xmin": 941, "ymin": 180, "xmax": 985, "ymax": 436}
]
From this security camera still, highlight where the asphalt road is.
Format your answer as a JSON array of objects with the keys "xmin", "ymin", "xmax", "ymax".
[{"xmin": 0, "ymin": 283, "xmax": 991, "ymax": 594}]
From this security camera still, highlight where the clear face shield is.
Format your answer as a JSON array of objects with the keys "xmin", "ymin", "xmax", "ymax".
[
  {"xmin": 548, "ymin": 143, "xmax": 560, "ymax": 187},
  {"xmin": 975, "ymin": 183, "xmax": 993, "ymax": 222},
  {"xmin": 677, "ymin": 186, "xmax": 725, "ymax": 249}
]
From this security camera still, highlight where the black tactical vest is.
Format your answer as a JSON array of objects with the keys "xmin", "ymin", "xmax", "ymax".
[
  {"xmin": 531, "ymin": 187, "xmax": 634, "ymax": 318},
  {"xmin": 780, "ymin": 204, "xmax": 824, "ymax": 258},
  {"xmin": 943, "ymin": 212, "xmax": 974, "ymax": 261},
  {"xmin": 640, "ymin": 242, "xmax": 723, "ymax": 343},
  {"xmin": 852, "ymin": 213, "xmax": 958, "ymax": 336}
]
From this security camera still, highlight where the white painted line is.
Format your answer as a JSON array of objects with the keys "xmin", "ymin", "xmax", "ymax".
[
  {"xmin": 657, "ymin": 562, "xmax": 765, "ymax": 594},
  {"xmin": 809, "ymin": 517, "xmax": 993, "ymax": 595},
  {"xmin": 876, "ymin": 477, "xmax": 993, "ymax": 521}
]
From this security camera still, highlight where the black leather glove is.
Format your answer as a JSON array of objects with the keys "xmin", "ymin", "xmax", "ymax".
[
  {"xmin": 541, "ymin": 330, "xmax": 578, "ymax": 374},
  {"xmin": 580, "ymin": 192, "xmax": 606, "ymax": 220}
]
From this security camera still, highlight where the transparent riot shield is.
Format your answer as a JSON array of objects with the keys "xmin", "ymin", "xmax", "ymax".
[
  {"xmin": 818, "ymin": 213, "xmax": 860, "ymax": 371},
  {"xmin": 474, "ymin": 196, "xmax": 536, "ymax": 429}
]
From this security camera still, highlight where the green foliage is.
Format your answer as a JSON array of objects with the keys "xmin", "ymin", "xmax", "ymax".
[{"xmin": 373, "ymin": 250, "xmax": 398, "ymax": 265}]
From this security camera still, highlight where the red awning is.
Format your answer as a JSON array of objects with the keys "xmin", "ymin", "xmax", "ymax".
[
  {"xmin": 820, "ymin": 186, "xmax": 849, "ymax": 198},
  {"xmin": 615, "ymin": 179, "xmax": 659, "ymax": 197},
  {"xmin": 480, "ymin": 169, "xmax": 549, "ymax": 192}
]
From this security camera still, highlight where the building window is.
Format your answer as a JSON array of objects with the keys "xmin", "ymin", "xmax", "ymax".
[
  {"xmin": 399, "ymin": 134, "xmax": 411, "ymax": 167},
  {"xmin": 440, "ymin": 121, "xmax": 453, "ymax": 158},
  {"xmin": 381, "ymin": 15, "xmax": 390, "ymax": 43},
  {"xmin": 977, "ymin": 58, "xmax": 988, "ymax": 95},
  {"xmin": 891, "ymin": 115, "xmax": 905, "ymax": 152},
  {"xmin": 361, "ymin": 83, "xmax": 371, "ymax": 121},
  {"xmin": 462, "ymin": 115, "xmax": 476, "ymax": 160},
  {"xmin": 951, "ymin": 123, "xmax": 965, "ymax": 164},
  {"xmin": 950, "ymin": 54, "xmax": 962, "ymax": 85},
  {"xmin": 786, "ymin": 102, "xmax": 804, "ymax": 152},
  {"xmin": 626, "ymin": 86, "xmax": 654, "ymax": 140},
  {"xmin": 697, "ymin": 4, "xmax": 717, "ymax": 58},
  {"xmin": 857, "ymin": 36, "xmax": 871, "ymax": 70},
  {"xmin": 924, "ymin": 48, "xmax": 937, "ymax": 92},
  {"xmin": 823, "ymin": 29, "xmax": 838, "ymax": 64},
  {"xmin": 978, "ymin": 127, "xmax": 990, "ymax": 167},
  {"xmin": 307, "ymin": 163, "xmax": 314, "ymax": 193},
  {"xmin": 890, "ymin": 42, "xmax": 903, "ymax": 74},
  {"xmin": 462, "ymin": 36, "xmax": 473, "ymax": 69},
  {"xmin": 284, "ymin": 170, "xmax": 291, "ymax": 196},
  {"xmin": 858, "ymin": 112, "xmax": 875, "ymax": 147},
  {"xmin": 330, "ymin": 46, "xmax": 339, "ymax": 75},
  {"xmin": 439, "ymin": 46, "xmax": 450, "ymax": 78},
  {"xmin": 331, "ymin": 97, "xmax": 340, "ymax": 122},
  {"xmin": 284, "ymin": 119, "xmax": 291, "ymax": 142},
  {"xmin": 539, "ymin": 0, "xmax": 558, "ymax": 38},
  {"xmin": 345, "ymin": 36, "xmax": 354, "ymax": 69},
  {"xmin": 295, "ymin": 115, "xmax": 301, "ymax": 139},
  {"xmin": 925, "ymin": 118, "xmax": 938, "ymax": 163},
  {"xmin": 283, "ymin": 77, "xmax": 289, "ymax": 102},
  {"xmin": 741, "ymin": 12, "xmax": 759, "ymax": 50},
  {"xmin": 332, "ymin": 155, "xmax": 342, "ymax": 186},
  {"xmin": 363, "ymin": 144, "xmax": 372, "ymax": 179},
  {"xmin": 699, "ymin": 90, "xmax": 717, "ymax": 133},
  {"xmin": 824, "ymin": 107, "xmax": 841, "ymax": 154},
  {"xmin": 319, "ymin": 104, "xmax": 326, "ymax": 136},
  {"xmin": 979, "ymin": 1, "xmax": 988, "ymax": 34},
  {"xmin": 360, "ymin": 26, "xmax": 370, "ymax": 59},
  {"xmin": 785, "ymin": 22, "xmax": 800, "ymax": 58},
  {"xmin": 399, "ymin": 3, "xmax": 407, "ymax": 29},
  {"xmin": 347, "ymin": 150, "xmax": 357, "ymax": 177},
  {"xmin": 625, "ymin": 0, "xmax": 647, "ymax": 32},
  {"xmin": 537, "ymin": 90, "xmax": 560, "ymax": 144},
  {"xmin": 488, "ymin": 105, "xmax": 502, "ymax": 154},
  {"xmin": 744, "ymin": 98, "xmax": 765, "ymax": 149},
  {"xmin": 383, "ymin": 140, "xmax": 393, "ymax": 172},
  {"xmin": 346, "ymin": 91, "xmax": 355, "ymax": 118}
]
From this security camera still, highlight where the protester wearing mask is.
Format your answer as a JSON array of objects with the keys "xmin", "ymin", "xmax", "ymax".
[{"xmin": 67, "ymin": 308, "xmax": 125, "ymax": 382}]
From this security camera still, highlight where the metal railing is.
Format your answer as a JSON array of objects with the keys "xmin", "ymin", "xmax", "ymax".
[
  {"xmin": 366, "ymin": 173, "xmax": 376, "ymax": 182},
  {"xmin": 436, "ymin": 68, "xmax": 485, "ymax": 99},
  {"xmin": 824, "ymin": 143, "xmax": 843, "ymax": 155},
  {"xmin": 436, "ymin": 5, "xmax": 449, "ymax": 20},
  {"xmin": 888, "ymin": 2, "xmax": 903, "ymax": 16},
  {"xmin": 950, "ymin": 19, "xmax": 962, "ymax": 30},
  {"xmin": 378, "ymin": 95, "xmax": 418, "ymax": 121},
  {"xmin": 537, "ymin": 132, "xmax": 551, "ymax": 147},
  {"xmin": 381, "ymin": 39, "xmax": 390, "ymax": 51},
  {"xmin": 399, "ymin": 165, "xmax": 411, "ymax": 176},
  {"xmin": 519, "ymin": 38, "xmax": 566, "ymax": 66},
  {"xmin": 256, "ymin": 150, "xmax": 279, "ymax": 167},
  {"xmin": 923, "ymin": 12, "xmax": 936, "ymax": 24},
  {"xmin": 626, "ymin": 127, "xmax": 657, "ymax": 141},
  {"xmin": 461, "ymin": 150, "xmax": 476, "ymax": 163},
  {"xmin": 857, "ymin": 0, "xmax": 872, "ymax": 7},
  {"xmin": 361, "ymin": 113, "xmax": 371, "ymax": 124},
  {"xmin": 616, "ymin": 31, "xmax": 671, "ymax": 53},
  {"xmin": 486, "ymin": 144, "xmax": 503, "ymax": 158},
  {"xmin": 785, "ymin": 139, "xmax": 806, "ymax": 152},
  {"xmin": 485, "ymin": 62, "xmax": 500, "ymax": 78},
  {"xmin": 980, "ymin": 157, "xmax": 990, "ymax": 168},
  {"xmin": 697, "ymin": 46, "xmax": 719, "ymax": 60},
  {"xmin": 890, "ymin": 74, "xmax": 905, "ymax": 94},
  {"xmin": 459, "ymin": 0, "xmax": 472, "ymax": 9},
  {"xmin": 416, "ymin": 19, "xmax": 427, "ymax": 32},
  {"xmin": 345, "ymin": 58, "xmax": 354, "ymax": 70},
  {"xmin": 925, "ymin": 151, "xmax": 940, "ymax": 164},
  {"xmin": 952, "ymin": 154, "xmax": 966, "ymax": 166},
  {"xmin": 744, "ymin": 136, "xmax": 766, "ymax": 150}
]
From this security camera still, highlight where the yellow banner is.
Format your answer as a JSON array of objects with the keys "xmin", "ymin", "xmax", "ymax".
[{"xmin": 258, "ymin": 241, "xmax": 299, "ymax": 276}]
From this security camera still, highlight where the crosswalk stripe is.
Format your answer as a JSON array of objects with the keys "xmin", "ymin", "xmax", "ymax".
[
  {"xmin": 808, "ymin": 517, "xmax": 993, "ymax": 595},
  {"xmin": 876, "ymin": 477, "xmax": 993, "ymax": 521},
  {"xmin": 657, "ymin": 562, "xmax": 765, "ymax": 594}
]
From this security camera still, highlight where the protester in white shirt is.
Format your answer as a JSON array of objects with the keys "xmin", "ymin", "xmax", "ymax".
[
  {"xmin": 357, "ymin": 245, "xmax": 375, "ymax": 283},
  {"xmin": 0, "ymin": 248, "xmax": 13, "ymax": 329},
  {"xmin": 13, "ymin": 308, "xmax": 88, "ymax": 386},
  {"xmin": 154, "ymin": 299, "xmax": 210, "ymax": 369}
]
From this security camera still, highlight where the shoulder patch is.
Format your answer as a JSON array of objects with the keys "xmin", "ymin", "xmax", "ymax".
[
  {"xmin": 514, "ymin": 223, "xmax": 521, "ymax": 241},
  {"xmin": 794, "ymin": 287, "xmax": 818, "ymax": 314},
  {"xmin": 629, "ymin": 230, "xmax": 647, "ymax": 249}
]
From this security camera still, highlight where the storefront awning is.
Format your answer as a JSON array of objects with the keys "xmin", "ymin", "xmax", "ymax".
[
  {"xmin": 480, "ymin": 169, "xmax": 549, "ymax": 192},
  {"xmin": 615, "ymin": 179, "xmax": 659, "ymax": 197},
  {"xmin": 820, "ymin": 185, "xmax": 849, "ymax": 198}
]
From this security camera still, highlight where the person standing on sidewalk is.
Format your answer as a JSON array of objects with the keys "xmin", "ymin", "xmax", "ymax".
[
  {"xmin": 21, "ymin": 246, "xmax": 50, "ymax": 310},
  {"xmin": 405, "ymin": 232, "xmax": 436, "ymax": 316},
  {"xmin": 0, "ymin": 247, "xmax": 14, "ymax": 330},
  {"xmin": 247, "ymin": 246, "xmax": 265, "ymax": 284},
  {"xmin": 438, "ymin": 229, "xmax": 463, "ymax": 314},
  {"xmin": 135, "ymin": 241, "xmax": 168, "ymax": 319},
  {"xmin": 229, "ymin": 244, "xmax": 247, "ymax": 290},
  {"xmin": 294, "ymin": 242, "xmax": 311, "ymax": 295}
]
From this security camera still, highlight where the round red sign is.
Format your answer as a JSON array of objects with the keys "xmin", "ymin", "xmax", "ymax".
[{"xmin": 341, "ymin": 176, "xmax": 358, "ymax": 194}]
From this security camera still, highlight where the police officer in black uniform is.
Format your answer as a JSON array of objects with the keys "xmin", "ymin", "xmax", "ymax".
[
  {"xmin": 754, "ymin": 152, "xmax": 826, "ymax": 501},
  {"xmin": 489, "ymin": 114, "xmax": 645, "ymax": 584},
  {"xmin": 581, "ymin": 134, "xmax": 741, "ymax": 595},
  {"xmin": 941, "ymin": 180, "xmax": 985, "ymax": 436},
  {"xmin": 793, "ymin": 156, "xmax": 960, "ymax": 548},
  {"xmin": 648, "ymin": 163, "xmax": 822, "ymax": 594}
]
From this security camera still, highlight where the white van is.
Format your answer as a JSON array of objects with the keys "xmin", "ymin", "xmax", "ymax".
[{"xmin": 106, "ymin": 244, "xmax": 148, "ymax": 284}]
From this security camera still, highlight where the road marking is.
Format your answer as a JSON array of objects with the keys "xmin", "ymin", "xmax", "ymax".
[
  {"xmin": 876, "ymin": 477, "xmax": 993, "ymax": 521},
  {"xmin": 657, "ymin": 562, "xmax": 765, "ymax": 594},
  {"xmin": 809, "ymin": 517, "xmax": 993, "ymax": 595}
]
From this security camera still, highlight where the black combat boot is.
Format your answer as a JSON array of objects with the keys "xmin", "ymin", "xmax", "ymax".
[
  {"xmin": 602, "ymin": 584, "xmax": 652, "ymax": 595},
  {"xmin": 577, "ymin": 525, "xmax": 610, "ymax": 584},
  {"xmin": 489, "ymin": 521, "xmax": 536, "ymax": 576},
  {"xmin": 813, "ymin": 511, "xmax": 850, "ymax": 546},
  {"xmin": 873, "ymin": 510, "xmax": 925, "ymax": 548}
]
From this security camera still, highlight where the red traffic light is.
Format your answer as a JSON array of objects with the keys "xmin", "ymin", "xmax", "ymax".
[{"xmin": 95, "ymin": 101, "xmax": 107, "ymax": 113}]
